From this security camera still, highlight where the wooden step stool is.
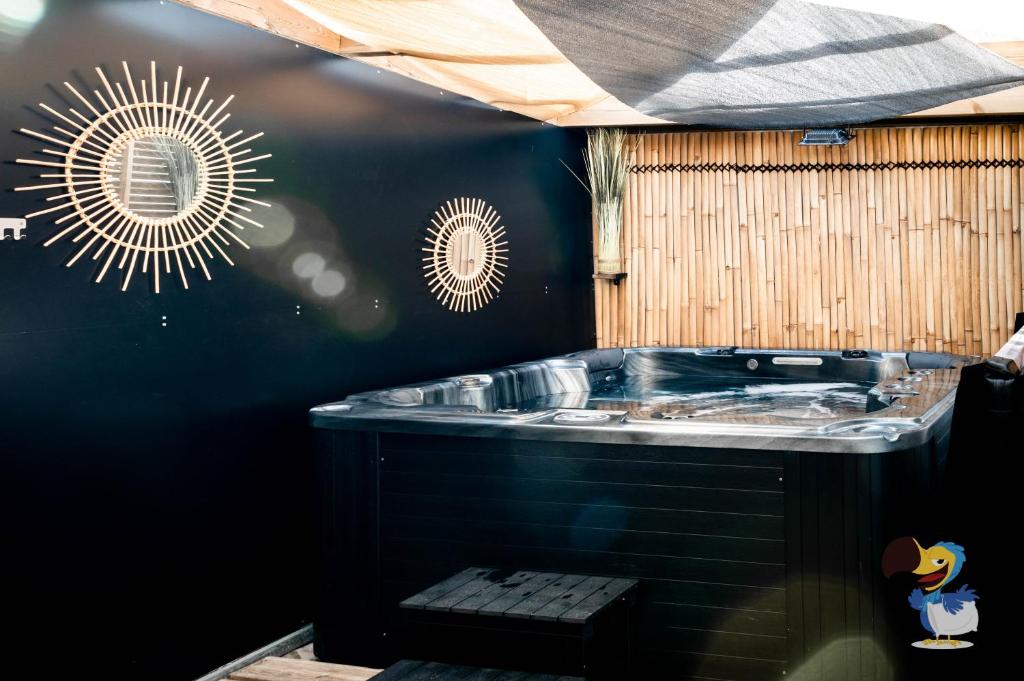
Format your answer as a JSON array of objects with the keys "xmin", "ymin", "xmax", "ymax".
[{"xmin": 398, "ymin": 568, "xmax": 637, "ymax": 680}]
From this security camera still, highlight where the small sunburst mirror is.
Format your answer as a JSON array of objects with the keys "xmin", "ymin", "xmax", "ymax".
[
  {"xmin": 423, "ymin": 197, "xmax": 508, "ymax": 312},
  {"xmin": 14, "ymin": 61, "xmax": 273, "ymax": 292}
]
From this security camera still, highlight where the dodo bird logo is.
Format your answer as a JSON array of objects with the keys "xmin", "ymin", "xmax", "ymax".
[{"xmin": 882, "ymin": 537, "xmax": 979, "ymax": 649}]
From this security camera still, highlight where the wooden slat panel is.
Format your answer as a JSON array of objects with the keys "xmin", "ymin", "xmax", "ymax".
[
  {"xmin": 382, "ymin": 449, "xmax": 785, "ymax": 491},
  {"xmin": 384, "ymin": 471, "xmax": 783, "ymax": 517},
  {"xmin": 383, "ymin": 514, "xmax": 786, "ymax": 563},
  {"xmin": 380, "ymin": 493, "xmax": 785, "ymax": 539},
  {"xmin": 376, "ymin": 433, "xmax": 787, "ymax": 680},
  {"xmin": 599, "ymin": 124, "xmax": 1024, "ymax": 353}
]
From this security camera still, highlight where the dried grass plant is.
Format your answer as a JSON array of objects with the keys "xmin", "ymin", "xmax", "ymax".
[{"xmin": 564, "ymin": 128, "xmax": 635, "ymax": 274}]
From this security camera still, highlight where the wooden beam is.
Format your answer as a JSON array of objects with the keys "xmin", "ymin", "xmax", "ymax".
[
  {"xmin": 554, "ymin": 94, "xmax": 668, "ymax": 127},
  {"xmin": 172, "ymin": 0, "xmax": 371, "ymax": 54}
]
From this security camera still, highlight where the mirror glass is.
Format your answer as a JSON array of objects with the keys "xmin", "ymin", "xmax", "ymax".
[
  {"xmin": 107, "ymin": 135, "xmax": 200, "ymax": 219},
  {"xmin": 447, "ymin": 228, "xmax": 484, "ymax": 277}
]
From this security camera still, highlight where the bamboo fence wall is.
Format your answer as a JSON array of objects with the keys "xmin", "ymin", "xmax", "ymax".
[{"xmin": 594, "ymin": 125, "xmax": 1024, "ymax": 355}]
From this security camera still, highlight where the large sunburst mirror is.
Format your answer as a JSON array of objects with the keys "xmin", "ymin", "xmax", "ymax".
[
  {"xmin": 423, "ymin": 197, "xmax": 508, "ymax": 312},
  {"xmin": 15, "ymin": 61, "xmax": 272, "ymax": 292}
]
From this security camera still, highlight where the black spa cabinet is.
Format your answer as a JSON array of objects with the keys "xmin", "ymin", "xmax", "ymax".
[{"xmin": 310, "ymin": 347, "xmax": 974, "ymax": 681}]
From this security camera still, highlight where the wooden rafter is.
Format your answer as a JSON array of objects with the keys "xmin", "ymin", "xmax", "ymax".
[{"xmin": 174, "ymin": 0, "xmax": 371, "ymax": 54}]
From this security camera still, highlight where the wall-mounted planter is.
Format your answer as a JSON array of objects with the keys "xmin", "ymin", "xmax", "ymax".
[
  {"xmin": 566, "ymin": 128, "xmax": 634, "ymax": 279},
  {"xmin": 593, "ymin": 272, "xmax": 627, "ymax": 285},
  {"xmin": 594, "ymin": 198, "xmax": 624, "ymax": 275}
]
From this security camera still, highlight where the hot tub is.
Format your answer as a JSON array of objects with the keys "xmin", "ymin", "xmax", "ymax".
[{"xmin": 311, "ymin": 347, "xmax": 970, "ymax": 680}]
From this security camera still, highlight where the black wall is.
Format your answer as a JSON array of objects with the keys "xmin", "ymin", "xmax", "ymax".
[{"xmin": 0, "ymin": 1, "xmax": 593, "ymax": 678}]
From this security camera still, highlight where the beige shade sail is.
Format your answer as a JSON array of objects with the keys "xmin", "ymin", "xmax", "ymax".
[
  {"xmin": 242, "ymin": 0, "xmax": 661, "ymax": 125},
  {"xmin": 175, "ymin": 0, "xmax": 1024, "ymax": 126}
]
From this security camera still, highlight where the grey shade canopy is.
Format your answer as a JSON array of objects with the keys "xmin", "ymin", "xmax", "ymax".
[{"xmin": 514, "ymin": 0, "xmax": 1024, "ymax": 128}]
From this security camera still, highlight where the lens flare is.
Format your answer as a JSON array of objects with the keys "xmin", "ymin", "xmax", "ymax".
[
  {"xmin": 312, "ymin": 269, "xmax": 347, "ymax": 297},
  {"xmin": 0, "ymin": 0, "xmax": 45, "ymax": 24},
  {"xmin": 292, "ymin": 252, "xmax": 326, "ymax": 279},
  {"xmin": 0, "ymin": 0, "xmax": 45, "ymax": 51},
  {"xmin": 245, "ymin": 200, "xmax": 295, "ymax": 248}
]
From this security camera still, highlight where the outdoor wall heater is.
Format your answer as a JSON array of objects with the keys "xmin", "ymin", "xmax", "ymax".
[{"xmin": 798, "ymin": 128, "xmax": 854, "ymax": 145}]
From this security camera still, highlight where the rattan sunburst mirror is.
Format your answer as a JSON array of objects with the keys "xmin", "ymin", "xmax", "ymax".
[
  {"xmin": 423, "ymin": 197, "xmax": 508, "ymax": 312},
  {"xmin": 14, "ymin": 61, "xmax": 272, "ymax": 292}
]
